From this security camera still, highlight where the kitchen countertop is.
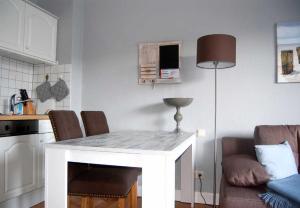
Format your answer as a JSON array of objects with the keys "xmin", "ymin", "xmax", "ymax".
[{"xmin": 0, "ymin": 114, "xmax": 49, "ymax": 121}]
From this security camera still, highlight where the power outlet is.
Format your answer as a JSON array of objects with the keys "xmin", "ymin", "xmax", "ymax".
[
  {"xmin": 196, "ymin": 129, "xmax": 206, "ymax": 138},
  {"xmin": 194, "ymin": 170, "xmax": 204, "ymax": 179}
]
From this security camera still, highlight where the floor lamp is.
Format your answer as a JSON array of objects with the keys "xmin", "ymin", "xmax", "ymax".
[{"xmin": 196, "ymin": 34, "xmax": 236, "ymax": 207}]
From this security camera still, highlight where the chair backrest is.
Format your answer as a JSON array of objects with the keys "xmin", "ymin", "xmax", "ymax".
[
  {"xmin": 49, "ymin": 110, "xmax": 83, "ymax": 141},
  {"xmin": 81, "ymin": 111, "xmax": 110, "ymax": 136}
]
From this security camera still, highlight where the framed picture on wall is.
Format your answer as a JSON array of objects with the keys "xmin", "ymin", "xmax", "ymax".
[{"xmin": 277, "ymin": 22, "xmax": 300, "ymax": 83}]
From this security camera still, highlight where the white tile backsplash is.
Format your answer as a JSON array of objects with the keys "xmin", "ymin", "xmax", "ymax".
[
  {"xmin": 9, "ymin": 71, "xmax": 16, "ymax": 80},
  {"xmin": 8, "ymin": 80, "xmax": 15, "ymax": 88},
  {"xmin": 50, "ymin": 73, "xmax": 57, "ymax": 82},
  {"xmin": 1, "ymin": 87, "xmax": 8, "ymax": 97},
  {"xmin": 1, "ymin": 57, "xmax": 9, "ymax": 69},
  {"xmin": 16, "ymin": 80, "xmax": 22, "ymax": 89},
  {"xmin": 16, "ymin": 72, "xmax": 22, "ymax": 81},
  {"xmin": 2, "ymin": 69, "xmax": 9, "ymax": 78},
  {"xmin": 45, "ymin": 66, "xmax": 51, "ymax": 74},
  {"xmin": 23, "ymin": 73, "xmax": 29, "ymax": 82},
  {"xmin": 9, "ymin": 59, "xmax": 17, "ymax": 71},
  {"xmin": 0, "ymin": 55, "xmax": 72, "ymax": 114},
  {"xmin": 22, "ymin": 82, "xmax": 28, "ymax": 89},
  {"xmin": 1, "ymin": 78, "xmax": 8, "ymax": 87},
  {"xmin": 0, "ymin": 56, "xmax": 34, "ymax": 113}
]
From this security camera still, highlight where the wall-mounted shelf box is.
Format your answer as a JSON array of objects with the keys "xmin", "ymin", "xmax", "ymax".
[{"xmin": 138, "ymin": 41, "xmax": 182, "ymax": 85}]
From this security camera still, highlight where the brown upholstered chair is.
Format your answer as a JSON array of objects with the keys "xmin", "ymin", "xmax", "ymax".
[
  {"xmin": 49, "ymin": 110, "xmax": 138, "ymax": 208},
  {"xmin": 81, "ymin": 111, "xmax": 109, "ymax": 136},
  {"xmin": 48, "ymin": 110, "xmax": 87, "ymax": 184}
]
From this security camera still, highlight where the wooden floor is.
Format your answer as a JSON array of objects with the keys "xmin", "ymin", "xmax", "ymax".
[{"xmin": 32, "ymin": 197, "xmax": 215, "ymax": 208}]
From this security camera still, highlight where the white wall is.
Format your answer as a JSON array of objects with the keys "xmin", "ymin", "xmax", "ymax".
[
  {"xmin": 81, "ymin": 0, "xmax": 300, "ymax": 194},
  {"xmin": 70, "ymin": 0, "xmax": 84, "ymax": 116}
]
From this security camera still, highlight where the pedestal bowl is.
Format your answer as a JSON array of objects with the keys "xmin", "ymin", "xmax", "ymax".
[{"xmin": 163, "ymin": 98, "xmax": 193, "ymax": 133}]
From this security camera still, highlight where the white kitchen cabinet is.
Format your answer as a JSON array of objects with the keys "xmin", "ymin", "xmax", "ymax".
[
  {"xmin": 0, "ymin": 0, "xmax": 58, "ymax": 65},
  {"xmin": 0, "ymin": 132, "xmax": 54, "ymax": 204},
  {"xmin": 24, "ymin": 3, "xmax": 57, "ymax": 62},
  {"xmin": 0, "ymin": 0, "xmax": 25, "ymax": 52},
  {"xmin": 0, "ymin": 134, "xmax": 38, "ymax": 202}
]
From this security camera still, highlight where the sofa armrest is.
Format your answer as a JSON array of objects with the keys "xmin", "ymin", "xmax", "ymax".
[{"xmin": 222, "ymin": 137, "xmax": 255, "ymax": 158}]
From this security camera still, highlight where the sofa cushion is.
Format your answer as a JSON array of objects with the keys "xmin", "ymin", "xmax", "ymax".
[
  {"xmin": 255, "ymin": 141, "xmax": 298, "ymax": 180},
  {"xmin": 220, "ymin": 177, "xmax": 267, "ymax": 208},
  {"xmin": 254, "ymin": 125, "xmax": 300, "ymax": 170},
  {"xmin": 223, "ymin": 154, "xmax": 269, "ymax": 186}
]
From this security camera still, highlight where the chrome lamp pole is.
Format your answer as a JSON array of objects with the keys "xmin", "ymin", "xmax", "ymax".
[{"xmin": 213, "ymin": 61, "xmax": 218, "ymax": 207}]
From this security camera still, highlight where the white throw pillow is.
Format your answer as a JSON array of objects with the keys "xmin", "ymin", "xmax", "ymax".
[{"xmin": 255, "ymin": 141, "xmax": 298, "ymax": 180}]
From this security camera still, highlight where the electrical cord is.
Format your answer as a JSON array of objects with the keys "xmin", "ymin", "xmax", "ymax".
[{"xmin": 198, "ymin": 173, "xmax": 207, "ymax": 206}]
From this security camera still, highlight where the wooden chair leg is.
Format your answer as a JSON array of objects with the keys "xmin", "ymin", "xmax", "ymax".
[
  {"xmin": 118, "ymin": 198, "xmax": 126, "ymax": 208},
  {"xmin": 80, "ymin": 197, "xmax": 94, "ymax": 208},
  {"xmin": 80, "ymin": 197, "xmax": 88, "ymax": 208},
  {"xmin": 67, "ymin": 195, "xmax": 71, "ymax": 208},
  {"xmin": 87, "ymin": 197, "xmax": 94, "ymax": 208},
  {"xmin": 128, "ymin": 188, "xmax": 132, "ymax": 207},
  {"xmin": 130, "ymin": 182, "xmax": 138, "ymax": 208}
]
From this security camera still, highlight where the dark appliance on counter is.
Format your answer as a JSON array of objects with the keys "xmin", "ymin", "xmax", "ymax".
[
  {"xmin": 20, "ymin": 89, "xmax": 29, "ymax": 101},
  {"xmin": 0, "ymin": 120, "xmax": 39, "ymax": 137}
]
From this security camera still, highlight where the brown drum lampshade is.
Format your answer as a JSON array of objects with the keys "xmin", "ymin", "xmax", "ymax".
[{"xmin": 196, "ymin": 34, "xmax": 236, "ymax": 69}]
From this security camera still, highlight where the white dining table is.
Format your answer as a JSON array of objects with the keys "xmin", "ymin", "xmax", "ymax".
[{"xmin": 45, "ymin": 130, "xmax": 196, "ymax": 208}]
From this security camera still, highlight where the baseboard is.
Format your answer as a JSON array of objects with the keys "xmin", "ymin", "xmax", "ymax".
[
  {"xmin": 176, "ymin": 190, "xmax": 219, "ymax": 205},
  {"xmin": 0, "ymin": 186, "xmax": 217, "ymax": 207},
  {"xmin": 137, "ymin": 186, "xmax": 219, "ymax": 205},
  {"xmin": 195, "ymin": 191, "xmax": 219, "ymax": 205},
  {"xmin": 0, "ymin": 188, "xmax": 44, "ymax": 208}
]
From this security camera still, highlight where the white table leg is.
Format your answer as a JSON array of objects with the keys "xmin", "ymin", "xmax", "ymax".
[
  {"xmin": 180, "ymin": 143, "xmax": 195, "ymax": 207},
  {"xmin": 142, "ymin": 155, "xmax": 175, "ymax": 208},
  {"xmin": 45, "ymin": 148, "xmax": 68, "ymax": 208}
]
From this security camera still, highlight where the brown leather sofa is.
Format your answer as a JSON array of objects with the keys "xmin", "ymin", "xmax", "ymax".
[{"xmin": 220, "ymin": 125, "xmax": 300, "ymax": 208}]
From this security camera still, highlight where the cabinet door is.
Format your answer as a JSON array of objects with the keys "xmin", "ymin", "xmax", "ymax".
[
  {"xmin": 24, "ymin": 3, "xmax": 57, "ymax": 62},
  {"xmin": 0, "ymin": 135, "xmax": 38, "ymax": 203},
  {"xmin": 37, "ymin": 133, "xmax": 55, "ymax": 188},
  {"xmin": 0, "ymin": 0, "xmax": 25, "ymax": 51}
]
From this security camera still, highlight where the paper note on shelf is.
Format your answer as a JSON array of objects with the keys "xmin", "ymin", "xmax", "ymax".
[{"xmin": 160, "ymin": 69, "xmax": 180, "ymax": 79}]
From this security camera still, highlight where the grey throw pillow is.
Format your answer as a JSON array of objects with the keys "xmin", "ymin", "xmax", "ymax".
[
  {"xmin": 51, "ymin": 79, "xmax": 69, "ymax": 101},
  {"xmin": 36, "ymin": 81, "xmax": 52, "ymax": 102}
]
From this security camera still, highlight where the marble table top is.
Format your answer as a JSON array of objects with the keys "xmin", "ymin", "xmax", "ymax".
[{"xmin": 46, "ymin": 130, "xmax": 194, "ymax": 152}]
